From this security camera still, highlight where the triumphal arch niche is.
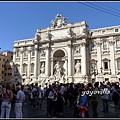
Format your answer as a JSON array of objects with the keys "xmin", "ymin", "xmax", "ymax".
[{"xmin": 34, "ymin": 14, "xmax": 90, "ymax": 85}]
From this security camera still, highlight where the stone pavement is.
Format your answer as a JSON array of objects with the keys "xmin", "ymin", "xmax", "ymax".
[{"xmin": 9, "ymin": 98, "xmax": 117, "ymax": 118}]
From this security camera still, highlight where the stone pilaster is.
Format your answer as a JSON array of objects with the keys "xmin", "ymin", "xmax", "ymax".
[
  {"xmin": 95, "ymin": 39, "xmax": 102, "ymax": 74},
  {"xmin": 20, "ymin": 47, "xmax": 24, "ymax": 75},
  {"xmin": 34, "ymin": 45, "xmax": 38, "ymax": 77},
  {"xmin": 65, "ymin": 58, "xmax": 68, "ymax": 75},
  {"xmin": 67, "ymin": 43, "xmax": 72, "ymax": 76},
  {"xmin": 109, "ymin": 37, "xmax": 115, "ymax": 74},
  {"xmin": 81, "ymin": 40, "xmax": 86, "ymax": 75},
  {"xmin": 51, "ymin": 58, "xmax": 53, "ymax": 76},
  {"xmin": 27, "ymin": 47, "xmax": 31, "ymax": 77},
  {"xmin": 45, "ymin": 46, "xmax": 49, "ymax": 76}
]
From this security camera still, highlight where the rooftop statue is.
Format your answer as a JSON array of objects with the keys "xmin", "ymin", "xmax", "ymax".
[{"xmin": 51, "ymin": 14, "xmax": 67, "ymax": 28}]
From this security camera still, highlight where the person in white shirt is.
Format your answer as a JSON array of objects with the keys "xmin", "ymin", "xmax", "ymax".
[{"xmin": 14, "ymin": 85, "xmax": 25, "ymax": 118}]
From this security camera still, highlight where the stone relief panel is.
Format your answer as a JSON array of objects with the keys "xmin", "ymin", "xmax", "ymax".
[
  {"xmin": 35, "ymin": 32, "xmax": 41, "ymax": 41},
  {"xmin": 74, "ymin": 45, "xmax": 81, "ymax": 54},
  {"xmin": 80, "ymin": 21, "xmax": 89, "ymax": 36},
  {"xmin": 40, "ymin": 49, "xmax": 46, "ymax": 57},
  {"xmin": 67, "ymin": 27, "xmax": 76, "ymax": 37},
  {"xmin": 46, "ymin": 29, "xmax": 53, "ymax": 40}
]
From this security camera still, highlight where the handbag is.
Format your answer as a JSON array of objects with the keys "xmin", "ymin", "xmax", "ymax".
[{"xmin": 48, "ymin": 95, "xmax": 54, "ymax": 100}]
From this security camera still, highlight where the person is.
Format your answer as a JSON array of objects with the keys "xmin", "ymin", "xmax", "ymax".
[
  {"xmin": 77, "ymin": 88, "xmax": 88, "ymax": 118},
  {"xmin": 14, "ymin": 85, "xmax": 25, "ymax": 118},
  {"xmin": 75, "ymin": 60, "xmax": 81, "ymax": 74},
  {"xmin": 1, "ymin": 83, "xmax": 13, "ymax": 118},
  {"xmin": 91, "ymin": 82, "xmax": 99, "ymax": 118},
  {"xmin": 50, "ymin": 85, "xmax": 58, "ymax": 118},
  {"xmin": 112, "ymin": 84, "xmax": 120, "ymax": 117},
  {"xmin": 54, "ymin": 61, "xmax": 62, "ymax": 77},
  {"xmin": 101, "ymin": 85, "xmax": 110, "ymax": 113},
  {"xmin": 45, "ymin": 84, "xmax": 53, "ymax": 117}
]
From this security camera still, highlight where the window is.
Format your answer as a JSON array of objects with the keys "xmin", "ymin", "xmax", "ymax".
[
  {"xmin": 91, "ymin": 42, "xmax": 95, "ymax": 50},
  {"xmin": 23, "ymin": 64, "xmax": 27, "ymax": 73},
  {"xmin": 103, "ymin": 41, "xmax": 107, "ymax": 49},
  {"xmin": 16, "ymin": 50, "xmax": 20, "ymax": 57},
  {"xmin": 105, "ymin": 78, "xmax": 109, "ymax": 81},
  {"xmin": 104, "ymin": 62, "xmax": 108, "ymax": 70},
  {"xmin": 0, "ymin": 58, "xmax": 1, "ymax": 61},
  {"xmin": 115, "ymin": 29, "xmax": 119, "ymax": 32},
  {"xmin": 24, "ymin": 50, "xmax": 28, "ymax": 57},
  {"xmin": 31, "ymin": 50, "xmax": 35, "ymax": 56},
  {"xmin": 116, "ymin": 40, "xmax": 120, "ymax": 48},
  {"xmin": 2, "ymin": 71, "xmax": 3, "ymax": 74},
  {"xmin": 31, "ymin": 64, "xmax": 34, "ymax": 73},
  {"xmin": 117, "ymin": 61, "xmax": 120, "ymax": 70},
  {"xmin": 23, "ymin": 79, "xmax": 25, "ymax": 82},
  {"xmin": 102, "ymin": 30, "xmax": 105, "ymax": 34}
]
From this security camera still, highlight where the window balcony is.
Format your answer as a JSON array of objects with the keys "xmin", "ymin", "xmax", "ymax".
[
  {"xmin": 103, "ymin": 69, "xmax": 111, "ymax": 75},
  {"xmin": 116, "ymin": 69, "xmax": 120, "ymax": 75}
]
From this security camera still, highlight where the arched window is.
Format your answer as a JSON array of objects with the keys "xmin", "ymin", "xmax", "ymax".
[
  {"xmin": 16, "ymin": 50, "xmax": 20, "ymax": 57},
  {"xmin": 23, "ymin": 49, "xmax": 28, "ymax": 57},
  {"xmin": 31, "ymin": 63, "xmax": 34, "ymax": 73},
  {"xmin": 103, "ymin": 41, "xmax": 107, "ymax": 50},
  {"xmin": 23, "ymin": 64, "xmax": 27, "ymax": 73},
  {"xmin": 31, "ymin": 49, "xmax": 35, "ymax": 56}
]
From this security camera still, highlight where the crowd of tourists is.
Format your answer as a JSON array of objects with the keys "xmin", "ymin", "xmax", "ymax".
[{"xmin": 0, "ymin": 80, "xmax": 119, "ymax": 118}]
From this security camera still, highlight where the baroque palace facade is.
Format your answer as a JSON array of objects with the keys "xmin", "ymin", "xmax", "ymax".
[{"xmin": 11, "ymin": 14, "xmax": 120, "ymax": 86}]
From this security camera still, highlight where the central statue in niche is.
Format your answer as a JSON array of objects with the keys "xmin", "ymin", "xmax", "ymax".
[{"xmin": 54, "ymin": 61, "xmax": 62, "ymax": 77}]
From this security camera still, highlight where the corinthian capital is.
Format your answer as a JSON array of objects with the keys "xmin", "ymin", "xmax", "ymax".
[
  {"xmin": 81, "ymin": 42, "xmax": 86, "ymax": 47},
  {"xmin": 95, "ymin": 42, "xmax": 101, "ymax": 47},
  {"xmin": 109, "ymin": 41, "xmax": 115, "ymax": 46}
]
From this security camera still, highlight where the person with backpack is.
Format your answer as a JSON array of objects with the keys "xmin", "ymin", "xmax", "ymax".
[
  {"xmin": 101, "ymin": 85, "xmax": 110, "ymax": 113},
  {"xmin": 14, "ymin": 85, "xmax": 25, "ymax": 118},
  {"xmin": 112, "ymin": 84, "xmax": 120, "ymax": 117},
  {"xmin": 1, "ymin": 83, "xmax": 13, "ymax": 118},
  {"xmin": 77, "ymin": 88, "xmax": 88, "ymax": 118}
]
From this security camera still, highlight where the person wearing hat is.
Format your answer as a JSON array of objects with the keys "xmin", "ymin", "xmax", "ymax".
[{"xmin": 14, "ymin": 85, "xmax": 25, "ymax": 118}]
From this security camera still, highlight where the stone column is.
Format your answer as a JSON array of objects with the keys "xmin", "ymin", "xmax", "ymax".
[
  {"xmin": 45, "ymin": 46, "xmax": 49, "ymax": 76},
  {"xmin": 20, "ymin": 47, "xmax": 24, "ymax": 75},
  {"xmin": 96, "ymin": 39, "xmax": 102, "ymax": 74},
  {"xmin": 109, "ymin": 37, "xmax": 115, "ymax": 74},
  {"xmin": 37, "ymin": 48, "xmax": 40, "ymax": 76},
  {"xmin": 67, "ymin": 43, "xmax": 72, "ymax": 76},
  {"xmin": 65, "ymin": 58, "xmax": 68, "ymax": 75},
  {"xmin": 12, "ymin": 48, "xmax": 16, "ymax": 76},
  {"xmin": 27, "ymin": 47, "xmax": 31, "ymax": 77},
  {"xmin": 51, "ymin": 58, "xmax": 53, "ymax": 76},
  {"xmin": 81, "ymin": 40, "xmax": 86, "ymax": 75},
  {"xmin": 34, "ymin": 45, "xmax": 38, "ymax": 77}
]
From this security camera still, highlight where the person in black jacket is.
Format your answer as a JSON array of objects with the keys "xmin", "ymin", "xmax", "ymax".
[
  {"xmin": 112, "ymin": 84, "xmax": 120, "ymax": 117},
  {"xmin": 45, "ymin": 84, "xmax": 53, "ymax": 117}
]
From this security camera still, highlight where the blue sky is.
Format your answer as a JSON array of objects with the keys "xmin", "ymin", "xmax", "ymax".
[{"xmin": 0, "ymin": 1, "xmax": 120, "ymax": 51}]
